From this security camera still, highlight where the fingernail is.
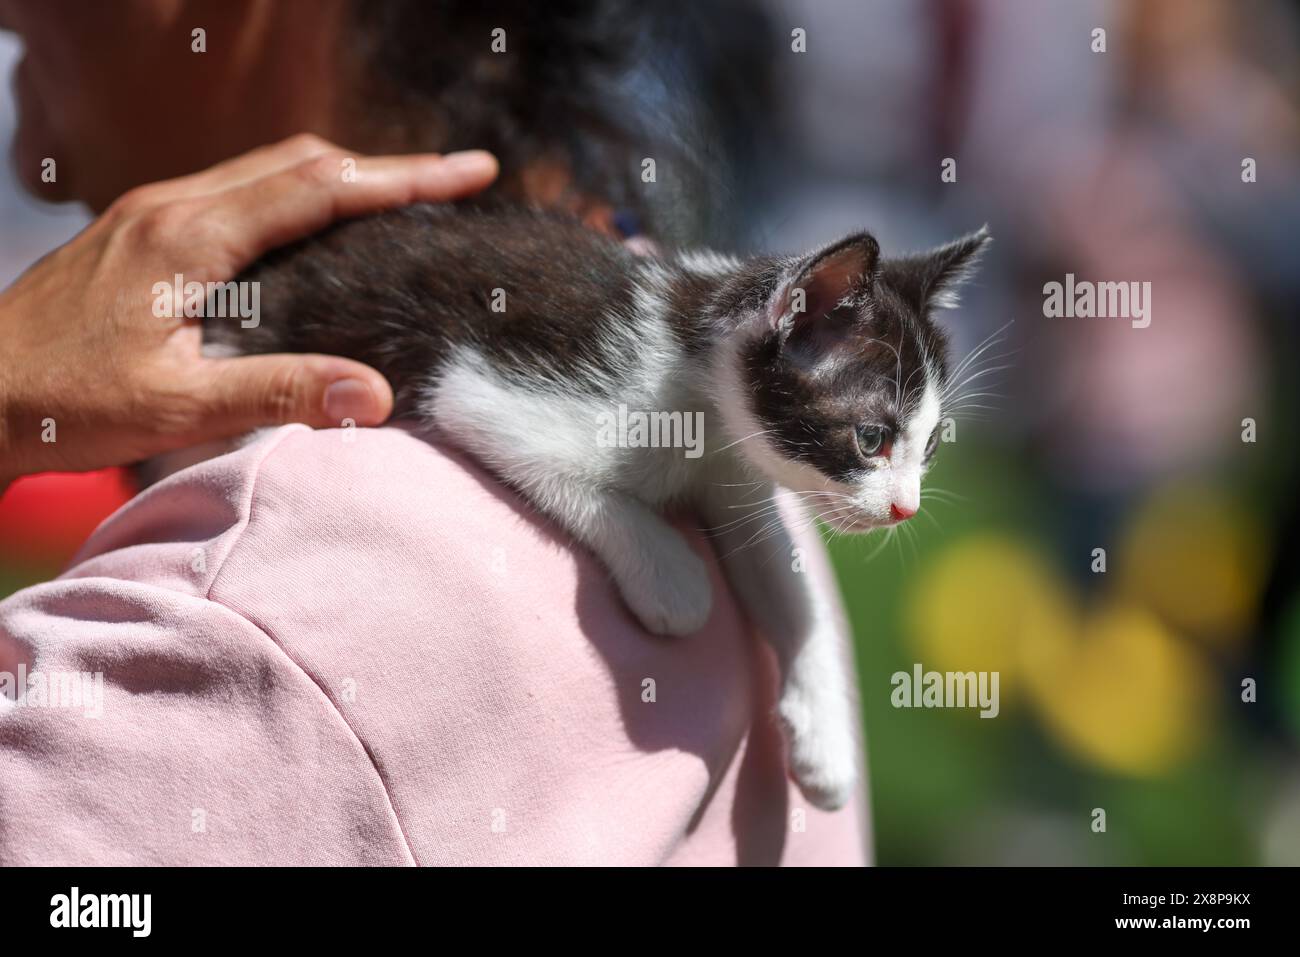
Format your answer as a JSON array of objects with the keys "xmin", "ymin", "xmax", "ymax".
[
  {"xmin": 323, "ymin": 379, "xmax": 380, "ymax": 424},
  {"xmin": 440, "ymin": 150, "xmax": 497, "ymax": 174}
]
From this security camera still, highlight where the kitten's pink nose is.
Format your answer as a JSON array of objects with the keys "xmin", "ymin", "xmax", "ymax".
[{"xmin": 890, "ymin": 502, "xmax": 917, "ymax": 521}]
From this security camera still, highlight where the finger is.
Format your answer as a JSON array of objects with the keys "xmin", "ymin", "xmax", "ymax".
[
  {"xmin": 207, "ymin": 150, "xmax": 499, "ymax": 274},
  {"xmin": 162, "ymin": 133, "xmax": 343, "ymax": 198},
  {"xmin": 195, "ymin": 353, "xmax": 395, "ymax": 434},
  {"xmin": 114, "ymin": 134, "xmax": 345, "ymax": 213}
]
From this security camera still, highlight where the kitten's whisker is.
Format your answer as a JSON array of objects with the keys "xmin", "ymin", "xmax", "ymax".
[
  {"xmin": 707, "ymin": 502, "xmax": 799, "ymax": 534},
  {"xmin": 942, "ymin": 363, "xmax": 1015, "ymax": 403},
  {"xmin": 942, "ymin": 371, "xmax": 1012, "ymax": 411},
  {"xmin": 711, "ymin": 488, "xmax": 853, "ymax": 532},
  {"xmin": 716, "ymin": 519, "xmax": 786, "ymax": 562},
  {"xmin": 946, "ymin": 320, "xmax": 1014, "ymax": 385},
  {"xmin": 713, "ymin": 492, "xmax": 856, "ymax": 557},
  {"xmin": 946, "ymin": 344, "xmax": 1015, "ymax": 391},
  {"xmin": 901, "ymin": 517, "xmax": 921, "ymax": 567},
  {"xmin": 721, "ymin": 489, "xmax": 851, "ymax": 512},
  {"xmin": 900, "ymin": 362, "xmax": 927, "ymax": 406},
  {"xmin": 943, "ymin": 390, "xmax": 1003, "ymax": 406},
  {"xmin": 711, "ymin": 429, "xmax": 776, "ymax": 455},
  {"xmin": 944, "ymin": 363, "xmax": 1014, "ymax": 401},
  {"xmin": 893, "ymin": 326, "xmax": 906, "ymax": 408},
  {"xmin": 921, "ymin": 488, "xmax": 967, "ymax": 503},
  {"xmin": 860, "ymin": 525, "xmax": 898, "ymax": 563},
  {"xmin": 722, "ymin": 501, "xmax": 841, "ymax": 561}
]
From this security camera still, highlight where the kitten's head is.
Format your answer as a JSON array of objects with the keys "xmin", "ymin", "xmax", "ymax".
[{"xmin": 725, "ymin": 227, "xmax": 990, "ymax": 530}]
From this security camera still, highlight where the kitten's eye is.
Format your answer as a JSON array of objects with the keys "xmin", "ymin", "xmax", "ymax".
[
  {"xmin": 924, "ymin": 427, "xmax": 940, "ymax": 462},
  {"xmin": 855, "ymin": 424, "xmax": 890, "ymax": 459}
]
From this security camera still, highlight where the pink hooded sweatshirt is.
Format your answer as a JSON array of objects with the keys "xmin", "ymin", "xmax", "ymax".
[{"xmin": 0, "ymin": 424, "xmax": 869, "ymax": 865}]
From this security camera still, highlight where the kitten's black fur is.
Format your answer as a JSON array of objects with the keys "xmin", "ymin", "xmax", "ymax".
[{"xmin": 215, "ymin": 205, "xmax": 651, "ymax": 407}]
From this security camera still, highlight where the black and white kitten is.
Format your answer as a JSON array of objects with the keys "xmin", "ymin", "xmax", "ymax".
[{"xmin": 206, "ymin": 206, "xmax": 990, "ymax": 810}]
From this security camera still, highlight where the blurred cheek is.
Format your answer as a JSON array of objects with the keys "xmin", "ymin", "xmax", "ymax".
[
  {"xmin": 6, "ymin": 9, "xmax": 114, "ymax": 184},
  {"xmin": 5, "ymin": 1, "xmax": 197, "ymax": 205}
]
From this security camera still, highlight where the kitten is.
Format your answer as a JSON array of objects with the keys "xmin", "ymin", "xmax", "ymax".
[{"xmin": 206, "ymin": 205, "xmax": 990, "ymax": 810}]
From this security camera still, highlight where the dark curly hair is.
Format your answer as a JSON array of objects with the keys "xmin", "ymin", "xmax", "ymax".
[{"xmin": 345, "ymin": 0, "xmax": 773, "ymax": 245}]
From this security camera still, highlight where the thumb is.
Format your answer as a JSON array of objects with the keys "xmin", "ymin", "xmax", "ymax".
[{"xmin": 198, "ymin": 353, "xmax": 395, "ymax": 433}]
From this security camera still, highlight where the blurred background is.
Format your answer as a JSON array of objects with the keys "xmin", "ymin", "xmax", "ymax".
[{"xmin": 2, "ymin": 0, "xmax": 1298, "ymax": 864}]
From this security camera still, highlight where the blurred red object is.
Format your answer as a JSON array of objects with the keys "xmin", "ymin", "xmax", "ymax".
[{"xmin": 0, "ymin": 469, "xmax": 136, "ymax": 569}]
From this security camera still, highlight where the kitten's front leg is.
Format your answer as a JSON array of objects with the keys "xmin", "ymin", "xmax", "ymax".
[
  {"xmin": 700, "ymin": 480, "xmax": 859, "ymax": 811},
  {"xmin": 529, "ymin": 479, "xmax": 714, "ymax": 637}
]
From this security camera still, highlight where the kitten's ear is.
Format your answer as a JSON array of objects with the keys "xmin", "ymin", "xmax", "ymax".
[
  {"xmin": 772, "ymin": 232, "xmax": 880, "ymax": 337},
  {"xmin": 882, "ymin": 226, "xmax": 991, "ymax": 312}
]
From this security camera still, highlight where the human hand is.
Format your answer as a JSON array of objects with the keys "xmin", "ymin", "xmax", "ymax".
[{"xmin": 0, "ymin": 134, "xmax": 498, "ymax": 490}]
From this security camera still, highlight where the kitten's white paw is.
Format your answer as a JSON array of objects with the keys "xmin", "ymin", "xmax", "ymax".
[
  {"xmin": 778, "ymin": 686, "xmax": 858, "ymax": 812},
  {"xmin": 616, "ymin": 539, "xmax": 713, "ymax": 637}
]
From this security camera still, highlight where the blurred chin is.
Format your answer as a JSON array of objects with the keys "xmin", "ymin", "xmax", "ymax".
[
  {"xmin": 10, "ymin": 68, "xmax": 74, "ymax": 202},
  {"xmin": 11, "ymin": 52, "xmax": 93, "ymax": 204},
  {"xmin": 10, "ymin": 118, "xmax": 71, "ymax": 202}
]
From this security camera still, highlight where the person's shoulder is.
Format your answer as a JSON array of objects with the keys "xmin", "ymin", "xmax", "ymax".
[
  {"xmin": 255, "ymin": 421, "xmax": 451, "ymax": 476},
  {"xmin": 235, "ymin": 422, "xmax": 545, "ymax": 563},
  {"xmin": 254, "ymin": 422, "xmax": 500, "ymax": 510},
  {"xmin": 66, "ymin": 423, "xmax": 549, "ymax": 596}
]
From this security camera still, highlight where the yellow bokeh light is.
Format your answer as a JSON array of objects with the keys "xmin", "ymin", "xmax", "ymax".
[
  {"xmin": 1023, "ymin": 601, "xmax": 1213, "ymax": 776},
  {"xmin": 1118, "ymin": 483, "xmax": 1267, "ymax": 645},
  {"xmin": 905, "ymin": 534, "xmax": 1077, "ymax": 700},
  {"xmin": 907, "ymin": 533, "xmax": 1215, "ymax": 775}
]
